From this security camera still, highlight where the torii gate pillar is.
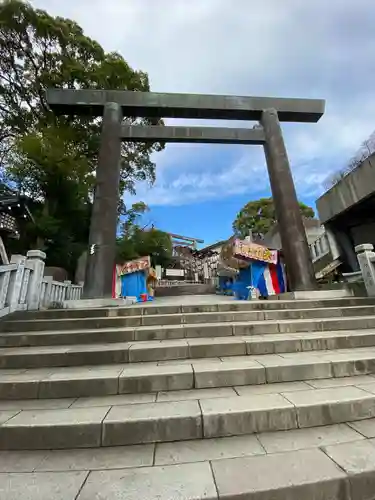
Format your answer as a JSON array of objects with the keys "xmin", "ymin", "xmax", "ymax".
[
  {"xmin": 84, "ymin": 102, "xmax": 122, "ymax": 299},
  {"xmin": 261, "ymin": 108, "xmax": 317, "ymax": 291}
]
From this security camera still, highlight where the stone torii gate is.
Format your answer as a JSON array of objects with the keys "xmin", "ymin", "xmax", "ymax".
[{"xmin": 46, "ymin": 89, "xmax": 325, "ymax": 299}]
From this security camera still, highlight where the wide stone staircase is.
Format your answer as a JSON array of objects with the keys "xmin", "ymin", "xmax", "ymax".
[{"xmin": 3, "ymin": 296, "xmax": 375, "ymax": 498}]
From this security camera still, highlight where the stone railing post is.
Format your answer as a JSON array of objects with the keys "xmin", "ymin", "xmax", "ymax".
[
  {"xmin": 8, "ymin": 255, "xmax": 26, "ymax": 312},
  {"xmin": 25, "ymin": 250, "xmax": 46, "ymax": 310},
  {"xmin": 42, "ymin": 276, "xmax": 53, "ymax": 309},
  {"xmin": 355, "ymin": 244, "xmax": 375, "ymax": 296},
  {"xmin": 64, "ymin": 280, "xmax": 72, "ymax": 300}
]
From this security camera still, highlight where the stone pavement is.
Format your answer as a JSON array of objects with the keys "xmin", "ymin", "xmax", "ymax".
[
  {"xmin": 2, "ymin": 295, "xmax": 375, "ymax": 498},
  {"xmin": 1, "ymin": 421, "xmax": 375, "ymax": 498}
]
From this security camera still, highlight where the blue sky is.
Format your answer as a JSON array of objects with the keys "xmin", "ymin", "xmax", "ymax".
[{"xmin": 33, "ymin": 0, "xmax": 375, "ymax": 247}]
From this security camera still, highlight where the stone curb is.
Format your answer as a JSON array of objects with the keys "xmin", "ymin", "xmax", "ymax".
[
  {"xmin": 1, "ymin": 387, "xmax": 375, "ymax": 450},
  {"xmin": 2, "ymin": 331, "xmax": 375, "ymax": 368},
  {"xmin": 3, "ymin": 305, "xmax": 375, "ymax": 333}
]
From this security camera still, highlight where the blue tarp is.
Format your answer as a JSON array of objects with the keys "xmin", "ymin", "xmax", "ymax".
[
  {"xmin": 121, "ymin": 271, "xmax": 147, "ymax": 300},
  {"xmin": 232, "ymin": 262, "xmax": 267, "ymax": 299}
]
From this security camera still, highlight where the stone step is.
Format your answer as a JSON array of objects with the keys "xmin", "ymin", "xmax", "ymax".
[
  {"xmin": 3, "ymin": 304, "xmax": 375, "ymax": 332},
  {"xmin": 2, "ymin": 328, "xmax": 375, "ymax": 369},
  {"xmin": 3, "ymin": 425, "xmax": 375, "ymax": 499},
  {"xmin": 11, "ymin": 295, "xmax": 375, "ymax": 320},
  {"xmin": 3, "ymin": 314, "xmax": 375, "ymax": 349},
  {"xmin": 3, "ymin": 347, "xmax": 375, "ymax": 398},
  {"xmin": 2, "ymin": 384, "xmax": 375, "ymax": 450}
]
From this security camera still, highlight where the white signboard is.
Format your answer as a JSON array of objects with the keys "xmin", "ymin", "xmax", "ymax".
[{"xmin": 165, "ymin": 268, "xmax": 185, "ymax": 277}]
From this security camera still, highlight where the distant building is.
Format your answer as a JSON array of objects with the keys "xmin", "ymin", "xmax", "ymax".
[
  {"xmin": 262, "ymin": 218, "xmax": 341, "ymax": 280},
  {"xmin": 262, "ymin": 218, "xmax": 325, "ymax": 250}
]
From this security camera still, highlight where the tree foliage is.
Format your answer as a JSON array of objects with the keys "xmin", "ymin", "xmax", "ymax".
[
  {"xmin": 0, "ymin": 0, "xmax": 164, "ymax": 274},
  {"xmin": 233, "ymin": 197, "xmax": 315, "ymax": 239},
  {"xmin": 116, "ymin": 204, "xmax": 172, "ymax": 268}
]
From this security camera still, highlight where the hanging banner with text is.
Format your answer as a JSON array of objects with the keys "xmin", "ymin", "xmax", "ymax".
[
  {"xmin": 233, "ymin": 239, "xmax": 278, "ymax": 265},
  {"xmin": 118, "ymin": 256, "xmax": 150, "ymax": 275}
]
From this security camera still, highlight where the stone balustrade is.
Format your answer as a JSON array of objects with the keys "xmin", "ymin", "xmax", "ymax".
[
  {"xmin": 0, "ymin": 250, "xmax": 82, "ymax": 317},
  {"xmin": 355, "ymin": 244, "xmax": 375, "ymax": 296}
]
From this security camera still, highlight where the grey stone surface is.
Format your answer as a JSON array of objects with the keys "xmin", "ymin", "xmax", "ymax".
[
  {"xmin": 332, "ymin": 354, "xmax": 375, "ymax": 378},
  {"xmin": 47, "ymin": 88, "xmax": 325, "ymax": 122},
  {"xmin": 77, "ymin": 462, "xmax": 218, "ymax": 500},
  {"xmin": 284, "ymin": 386, "xmax": 375, "ymax": 427},
  {"xmin": 38, "ymin": 368, "xmax": 120, "ymax": 398},
  {"xmin": 134, "ymin": 324, "xmax": 185, "ymax": 341},
  {"xmin": 157, "ymin": 387, "xmax": 236, "ymax": 402},
  {"xmin": 201, "ymin": 394, "xmax": 296, "ymax": 438},
  {"xmin": 235, "ymin": 381, "xmax": 313, "ymax": 396},
  {"xmin": 187, "ymin": 337, "xmax": 246, "ymax": 358},
  {"xmin": 0, "ymin": 406, "xmax": 109, "ymax": 450},
  {"xmin": 262, "ymin": 108, "xmax": 317, "ymax": 292},
  {"xmin": 122, "ymin": 123, "xmax": 266, "ymax": 144},
  {"xmin": 306, "ymin": 375, "xmax": 375, "ymax": 389},
  {"xmin": 71, "ymin": 393, "xmax": 156, "ymax": 408},
  {"xmin": 158, "ymin": 357, "xmax": 220, "ymax": 366},
  {"xmin": 0, "ymin": 471, "xmax": 88, "ymax": 500},
  {"xmin": 183, "ymin": 319, "xmax": 233, "ymax": 338},
  {"xmin": 277, "ymin": 319, "xmax": 323, "ymax": 333},
  {"xmin": 324, "ymin": 440, "xmax": 375, "ymax": 500},
  {"xmin": 233, "ymin": 320, "xmax": 279, "ymax": 335},
  {"xmin": 0, "ymin": 410, "xmax": 19, "ymax": 424},
  {"xmin": 193, "ymin": 360, "xmax": 265, "ymax": 388},
  {"xmin": 64, "ymin": 342, "xmax": 130, "ymax": 366},
  {"xmin": 357, "ymin": 382, "xmax": 375, "ymax": 395},
  {"xmin": 246, "ymin": 335, "xmax": 302, "ymax": 355},
  {"xmin": 83, "ymin": 100, "xmax": 122, "ymax": 299},
  {"xmin": 102, "ymin": 400, "xmax": 202, "ymax": 446},
  {"xmin": 141, "ymin": 313, "xmax": 182, "ymax": 326},
  {"xmin": 324, "ymin": 439, "xmax": 375, "ymax": 473},
  {"xmin": 262, "ymin": 358, "xmax": 333, "ymax": 383},
  {"xmin": 0, "ymin": 450, "xmax": 47, "ymax": 472},
  {"xmin": 0, "ymin": 373, "xmax": 41, "ymax": 399},
  {"xmin": 212, "ymin": 448, "xmax": 347, "ymax": 500},
  {"xmin": 128, "ymin": 340, "xmax": 189, "ymax": 362},
  {"xmin": 348, "ymin": 418, "xmax": 375, "ymax": 438},
  {"xmin": 63, "ymin": 298, "xmax": 131, "ymax": 309},
  {"xmin": 155, "ymin": 434, "xmax": 264, "ymax": 465},
  {"xmin": 36, "ymin": 444, "xmax": 154, "ymax": 471},
  {"xmin": 258, "ymin": 423, "xmax": 364, "ymax": 454},
  {"xmin": 0, "ymin": 398, "xmax": 75, "ymax": 411},
  {"xmin": 183, "ymin": 322, "xmax": 232, "ymax": 338},
  {"xmin": 119, "ymin": 364, "xmax": 193, "ymax": 394}
]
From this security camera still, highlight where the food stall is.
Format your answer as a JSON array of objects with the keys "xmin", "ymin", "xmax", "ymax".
[
  {"xmin": 112, "ymin": 256, "xmax": 156, "ymax": 301},
  {"xmin": 218, "ymin": 238, "xmax": 287, "ymax": 299}
]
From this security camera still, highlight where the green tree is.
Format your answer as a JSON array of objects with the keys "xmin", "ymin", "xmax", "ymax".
[
  {"xmin": 0, "ymin": 0, "xmax": 163, "ymax": 272},
  {"xmin": 233, "ymin": 197, "xmax": 315, "ymax": 239},
  {"xmin": 116, "ymin": 204, "xmax": 172, "ymax": 268}
]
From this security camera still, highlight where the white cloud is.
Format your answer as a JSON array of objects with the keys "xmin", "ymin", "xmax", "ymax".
[{"xmin": 31, "ymin": 0, "xmax": 375, "ymax": 205}]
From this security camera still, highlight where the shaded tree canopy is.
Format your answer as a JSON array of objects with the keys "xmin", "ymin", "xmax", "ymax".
[
  {"xmin": 0, "ymin": 0, "xmax": 164, "ymax": 276},
  {"xmin": 233, "ymin": 197, "xmax": 315, "ymax": 239}
]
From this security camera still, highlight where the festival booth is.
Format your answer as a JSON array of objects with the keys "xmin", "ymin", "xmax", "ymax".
[
  {"xmin": 112, "ymin": 256, "xmax": 157, "ymax": 302},
  {"xmin": 218, "ymin": 238, "xmax": 287, "ymax": 299}
]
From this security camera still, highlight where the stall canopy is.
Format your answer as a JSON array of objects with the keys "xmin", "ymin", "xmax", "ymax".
[
  {"xmin": 114, "ymin": 256, "xmax": 150, "ymax": 300},
  {"xmin": 219, "ymin": 238, "xmax": 286, "ymax": 298}
]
